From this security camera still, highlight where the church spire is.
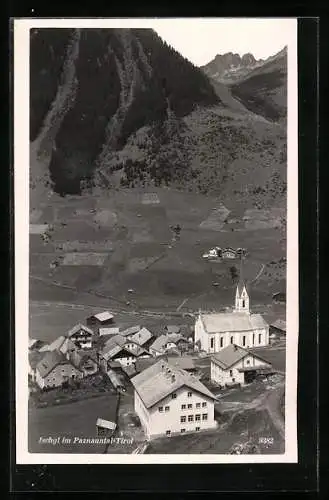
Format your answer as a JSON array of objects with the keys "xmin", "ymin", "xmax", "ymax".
[{"xmin": 234, "ymin": 256, "xmax": 250, "ymax": 313}]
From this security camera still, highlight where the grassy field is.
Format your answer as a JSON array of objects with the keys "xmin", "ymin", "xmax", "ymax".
[
  {"xmin": 28, "ymin": 394, "xmax": 119, "ymax": 454},
  {"xmin": 29, "ymin": 187, "xmax": 286, "ymax": 318}
]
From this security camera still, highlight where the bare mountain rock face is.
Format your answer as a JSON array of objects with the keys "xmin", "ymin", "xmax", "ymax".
[
  {"xmin": 200, "ymin": 52, "xmax": 265, "ymax": 85},
  {"xmin": 30, "ymin": 29, "xmax": 286, "ymax": 207}
]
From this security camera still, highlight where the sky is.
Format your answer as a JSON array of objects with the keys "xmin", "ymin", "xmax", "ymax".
[{"xmin": 150, "ymin": 18, "xmax": 297, "ymax": 66}]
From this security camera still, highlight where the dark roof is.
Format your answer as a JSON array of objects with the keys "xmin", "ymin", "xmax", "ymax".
[
  {"xmin": 211, "ymin": 344, "xmax": 272, "ymax": 371},
  {"xmin": 29, "ymin": 351, "xmax": 45, "ymax": 370},
  {"xmin": 165, "ymin": 325, "xmax": 181, "ymax": 334},
  {"xmin": 36, "ymin": 350, "xmax": 76, "ymax": 378}
]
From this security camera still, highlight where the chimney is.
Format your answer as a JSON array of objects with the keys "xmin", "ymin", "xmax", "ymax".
[{"xmin": 171, "ymin": 374, "xmax": 176, "ymax": 383}]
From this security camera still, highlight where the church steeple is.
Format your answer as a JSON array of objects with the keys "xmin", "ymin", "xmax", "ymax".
[{"xmin": 234, "ymin": 257, "xmax": 250, "ymax": 313}]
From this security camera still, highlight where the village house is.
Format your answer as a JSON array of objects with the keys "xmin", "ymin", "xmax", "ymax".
[
  {"xmin": 127, "ymin": 327, "xmax": 154, "ymax": 350},
  {"xmin": 210, "ymin": 344, "xmax": 272, "ymax": 387},
  {"xmin": 86, "ymin": 311, "xmax": 115, "ymax": 332},
  {"xmin": 221, "ymin": 247, "xmax": 237, "ymax": 259},
  {"xmin": 120, "ymin": 325, "xmax": 142, "ymax": 337},
  {"xmin": 99, "ymin": 327, "xmax": 120, "ymax": 337},
  {"xmin": 99, "ymin": 334, "xmax": 151, "ymax": 372},
  {"xmin": 67, "ymin": 349, "xmax": 99, "ymax": 377},
  {"xmin": 35, "ymin": 350, "xmax": 83, "ymax": 389},
  {"xmin": 67, "ymin": 323, "xmax": 94, "ymax": 349},
  {"xmin": 269, "ymin": 319, "xmax": 286, "ymax": 339},
  {"xmin": 195, "ymin": 278, "xmax": 269, "ymax": 353},
  {"xmin": 131, "ymin": 360, "xmax": 217, "ymax": 440},
  {"xmin": 149, "ymin": 334, "xmax": 189, "ymax": 357},
  {"xmin": 164, "ymin": 325, "xmax": 181, "ymax": 335},
  {"xmin": 135, "ymin": 355, "xmax": 197, "ymax": 376}
]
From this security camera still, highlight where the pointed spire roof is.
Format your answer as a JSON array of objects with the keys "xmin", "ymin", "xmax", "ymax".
[{"xmin": 236, "ymin": 256, "xmax": 247, "ymax": 295}]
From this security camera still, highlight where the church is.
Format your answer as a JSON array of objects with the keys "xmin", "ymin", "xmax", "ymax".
[{"xmin": 194, "ymin": 275, "xmax": 269, "ymax": 354}]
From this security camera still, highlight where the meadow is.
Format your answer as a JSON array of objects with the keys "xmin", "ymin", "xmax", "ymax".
[{"xmin": 29, "ymin": 186, "xmax": 286, "ymax": 340}]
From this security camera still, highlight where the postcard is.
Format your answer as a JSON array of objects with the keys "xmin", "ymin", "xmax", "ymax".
[{"xmin": 14, "ymin": 17, "xmax": 298, "ymax": 464}]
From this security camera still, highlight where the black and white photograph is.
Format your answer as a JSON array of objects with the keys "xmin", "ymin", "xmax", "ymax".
[{"xmin": 14, "ymin": 17, "xmax": 298, "ymax": 463}]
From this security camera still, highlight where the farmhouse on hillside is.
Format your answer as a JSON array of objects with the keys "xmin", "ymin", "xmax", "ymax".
[
  {"xmin": 35, "ymin": 350, "xmax": 83, "ymax": 389},
  {"xmin": 131, "ymin": 360, "xmax": 217, "ymax": 440},
  {"xmin": 210, "ymin": 344, "xmax": 272, "ymax": 387},
  {"xmin": 195, "ymin": 277, "xmax": 269, "ymax": 353}
]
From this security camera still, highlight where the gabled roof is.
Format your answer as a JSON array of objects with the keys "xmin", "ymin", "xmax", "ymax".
[
  {"xmin": 59, "ymin": 337, "xmax": 76, "ymax": 356},
  {"xmin": 131, "ymin": 360, "xmax": 217, "ymax": 409},
  {"xmin": 101, "ymin": 334, "xmax": 149, "ymax": 361},
  {"xmin": 162, "ymin": 356, "xmax": 196, "ymax": 371},
  {"xmin": 39, "ymin": 335, "xmax": 66, "ymax": 353},
  {"xmin": 96, "ymin": 418, "xmax": 116, "ymax": 430},
  {"xmin": 120, "ymin": 325, "xmax": 141, "ymax": 337},
  {"xmin": 150, "ymin": 334, "xmax": 183, "ymax": 353},
  {"xmin": 129, "ymin": 327, "xmax": 153, "ymax": 346},
  {"xmin": 29, "ymin": 339, "xmax": 38, "ymax": 349},
  {"xmin": 200, "ymin": 312, "xmax": 268, "ymax": 333},
  {"xmin": 211, "ymin": 344, "xmax": 271, "ymax": 370},
  {"xmin": 69, "ymin": 348, "xmax": 98, "ymax": 369},
  {"xmin": 36, "ymin": 350, "xmax": 77, "ymax": 378},
  {"xmin": 29, "ymin": 351, "xmax": 45, "ymax": 370},
  {"xmin": 165, "ymin": 325, "xmax": 181, "ymax": 334},
  {"xmin": 89, "ymin": 311, "xmax": 114, "ymax": 322},
  {"xmin": 99, "ymin": 327, "xmax": 120, "ymax": 336},
  {"xmin": 67, "ymin": 323, "xmax": 93, "ymax": 337},
  {"xmin": 270, "ymin": 319, "xmax": 286, "ymax": 331}
]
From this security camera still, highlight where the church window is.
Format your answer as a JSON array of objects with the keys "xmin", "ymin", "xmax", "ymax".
[
  {"xmin": 252, "ymin": 334, "xmax": 255, "ymax": 345},
  {"xmin": 242, "ymin": 300, "xmax": 245, "ymax": 308},
  {"xmin": 210, "ymin": 338, "xmax": 214, "ymax": 349},
  {"xmin": 242, "ymin": 336, "xmax": 246, "ymax": 346},
  {"xmin": 258, "ymin": 334, "xmax": 262, "ymax": 344},
  {"xmin": 220, "ymin": 337, "xmax": 224, "ymax": 348},
  {"xmin": 230, "ymin": 336, "xmax": 234, "ymax": 344}
]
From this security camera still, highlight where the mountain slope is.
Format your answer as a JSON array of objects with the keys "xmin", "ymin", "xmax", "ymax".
[
  {"xmin": 30, "ymin": 29, "xmax": 286, "ymax": 208},
  {"xmin": 200, "ymin": 52, "xmax": 264, "ymax": 85},
  {"xmin": 229, "ymin": 47, "xmax": 287, "ymax": 122}
]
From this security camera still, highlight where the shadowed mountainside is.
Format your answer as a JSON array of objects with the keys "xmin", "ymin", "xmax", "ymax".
[{"xmin": 30, "ymin": 29, "xmax": 286, "ymax": 207}]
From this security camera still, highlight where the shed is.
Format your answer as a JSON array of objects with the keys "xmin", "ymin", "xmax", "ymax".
[
  {"xmin": 96, "ymin": 418, "xmax": 116, "ymax": 436},
  {"xmin": 87, "ymin": 311, "xmax": 114, "ymax": 327},
  {"xmin": 270, "ymin": 319, "xmax": 286, "ymax": 337}
]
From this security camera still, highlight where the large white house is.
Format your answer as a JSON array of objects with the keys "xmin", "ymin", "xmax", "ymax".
[
  {"xmin": 131, "ymin": 360, "xmax": 217, "ymax": 440},
  {"xmin": 210, "ymin": 344, "xmax": 272, "ymax": 387},
  {"xmin": 195, "ymin": 279, "xmax": 269, "ymax": 353}
]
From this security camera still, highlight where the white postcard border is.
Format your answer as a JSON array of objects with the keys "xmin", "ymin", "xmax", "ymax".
[{"xmin": 14, "ymin": 17, "xmax": 298, "ymax": 464}]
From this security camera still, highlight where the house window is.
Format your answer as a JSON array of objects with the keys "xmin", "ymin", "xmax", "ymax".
[
  {"xmin": 259, "ymin": 334, "xmax": 262, "ymax": 344},
  {"xmin": 220, "ymin": 337, "xmax": 224, "ymax": 348},
  {"xmin": 181, "ymin": 416, "xmax": 186, "ymax": 423},
  {"xmin": 172, "ymin": 393, "xmax": 177, "ymax": 399},
  {"xmin": 246, "ymin": 360, "xmax": 250, "ymax": 365},
  {"xmin": 188, "ymin": 415, "xmax": 194, "ymax": 422},
  {"xmin": 232, "ymin": 378, "xmax": 235, "ymax": 383},
  {"xmin": 230, "ymin": 336, "xmax": 234, "ymax": 344},
  {"xmin": 202, "ymin": 414, "xmax": 208, "ymax": 421},
  {"xmin": 210, "ymin": 338, "xmax": 214, "ymax": 349},
  {"xmin": 229, "ymin": 370, "xmax": 233, "ymax": 377},
  {"xmin": 196, "ymin": 402, "xmax": 201, "ymax": 408},
  {"xmin": 202, "ymin": 402, "xmax": 207, "ymax": 408},
  {"xmin": 165, "ymin": 406, "xmax": 170, "ymax": 412},
  {"xmin": 195, "ymin": 427, "xmax": 200, "ymax": 431},
  {"xmin": 188, "ymin": 392, "xmax": 192, "ymax": 397},
  {"xmin": 242, "ymin": 336, "xmax": 246, "ymax": 346},
  {"xmin": 187, "ymin": 404, "xmax": 192, "ymax": 409},
  {"xmin": 181, "ymin": 404, "xmax": 186, "ymax": 410},
  {"xmin": 158, "ymin": 406, "xmax": 163, "ymax": 412},
  {"xmin": 166, "ymin": 430, "xmax": 171, "ymax": 436},
  {"xmin": 181, "ymin": 429, "xmax": 186, "ymax": 433},
  {"xmin": 195, "ymin": 414, "xmax": 201, "ymax": 421}
]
